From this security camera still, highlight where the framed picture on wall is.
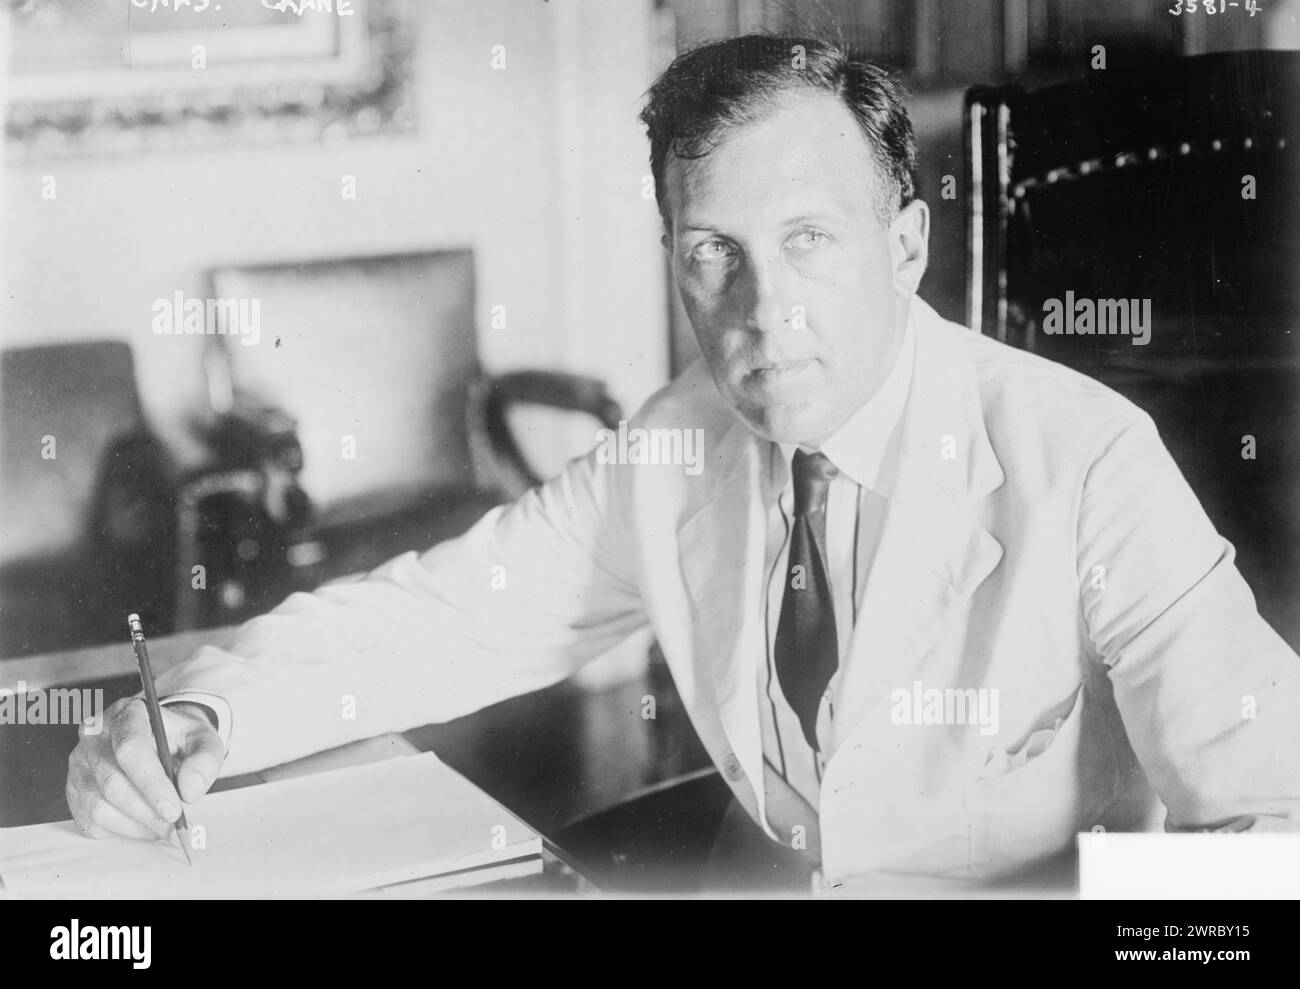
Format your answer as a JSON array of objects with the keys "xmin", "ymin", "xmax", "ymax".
[{"xmin": 6, "ymin": 0, "xmax": 416, "ymax": 158}]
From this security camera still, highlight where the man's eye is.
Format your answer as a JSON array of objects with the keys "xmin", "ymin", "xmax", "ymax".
[
  {"xmin": 785, "ymin": 229, "xmax": 829, "ymax": 252},
  {"xmin": 690, "ymin": 240, "xmax": 735, "ymax": 262}
]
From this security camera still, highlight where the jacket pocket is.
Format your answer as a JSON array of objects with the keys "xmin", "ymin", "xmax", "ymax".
[{"xmin": 962, "ymin": 678, "xmax": 1119, "ymax": 880}]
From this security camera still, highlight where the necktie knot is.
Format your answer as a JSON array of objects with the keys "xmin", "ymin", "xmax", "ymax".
[{"xmin": 791, "ymin": 450, "xmax": 837, "ymax": 517}]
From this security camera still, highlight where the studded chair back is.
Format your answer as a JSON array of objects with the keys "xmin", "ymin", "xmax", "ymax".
[{"xmin": 964, "ymin": 51, "xmax": 1300, "ymax": 648}]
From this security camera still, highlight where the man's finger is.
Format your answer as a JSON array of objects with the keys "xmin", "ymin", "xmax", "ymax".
[
  {"xmin": 109, "ymin": 700, "xmax": 182, "ymax": 821},
  {"xmin": 175, "ymin": 722, "xmax": 224, "ymax": 804},
  {"xmin": 79, "ymin": 791, "xmax": 164, "ymax": 842},
  {"xmin": 93, "ymin": 758, "xmax": 175, "ymax": 838}
]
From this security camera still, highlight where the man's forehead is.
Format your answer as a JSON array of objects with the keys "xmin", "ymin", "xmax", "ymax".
[{"xmin": 662, "ymin": 91, "xmax": 882, "ymax": 226}]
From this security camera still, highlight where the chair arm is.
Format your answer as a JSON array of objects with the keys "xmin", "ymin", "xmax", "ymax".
[{"xmin": 475, "ymin": 370, "xmax": 625, "ymax": 493}]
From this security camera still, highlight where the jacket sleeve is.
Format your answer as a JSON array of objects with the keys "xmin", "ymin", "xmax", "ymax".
[
  {"xmin": 1077, "ymin": 409, "xmax": 1300, "ymax": 832},
  {"xmin": 156, "ymin": 448, "xmax": 648, "ymax": 777}
]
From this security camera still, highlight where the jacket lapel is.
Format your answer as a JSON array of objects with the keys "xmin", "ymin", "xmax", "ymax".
[
  {"xmin": 831, "ymin": 302, "xmax": 1006, "ymax": 750},
  {"xmin": 677, "ymin": 419, "xmax": 771, "ymax": 824}
]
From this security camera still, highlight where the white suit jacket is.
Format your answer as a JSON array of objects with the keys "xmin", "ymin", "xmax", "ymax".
[{"xmin": 159, "ymin": 298, "xmax": 1300, "ymax": 883}]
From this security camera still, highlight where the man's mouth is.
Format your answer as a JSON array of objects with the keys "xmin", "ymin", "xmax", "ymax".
[{"xmin": 750, "ymin": 358, "xmax": 817, "ymax": 381}]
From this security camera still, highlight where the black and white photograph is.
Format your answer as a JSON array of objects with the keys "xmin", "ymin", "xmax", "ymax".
[{"xmin": 1, "ymin": 0, "xmax": 1299, "ymax": 947}]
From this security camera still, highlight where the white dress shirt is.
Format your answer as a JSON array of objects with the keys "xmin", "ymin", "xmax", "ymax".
[{"xmin": 759, "ymin": 313, "xmax": 917, "ymax": 816}]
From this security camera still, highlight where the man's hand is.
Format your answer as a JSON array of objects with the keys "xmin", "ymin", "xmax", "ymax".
[{"xmin": 66, "ymin": 698, "xmax": 225, "ymax": 840}]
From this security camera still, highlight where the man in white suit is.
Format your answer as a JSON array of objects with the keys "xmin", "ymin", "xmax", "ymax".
[{"xmin": 66, "ymin": 36, "xmax": 1300, "ymax": 887}]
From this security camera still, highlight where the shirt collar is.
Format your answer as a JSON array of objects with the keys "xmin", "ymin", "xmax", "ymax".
[{"xmin": 776, "ymin": 309, "xmax": 917, "ymax": 495}]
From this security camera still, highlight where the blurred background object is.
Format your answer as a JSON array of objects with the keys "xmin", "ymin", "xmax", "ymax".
[
  {"xmin": 0, "ymin": 342, "xmax": 176, "ymax": 655},
  {"xmin": 178, "ymin": 249, "xmax": 625, "ymax": 633}
]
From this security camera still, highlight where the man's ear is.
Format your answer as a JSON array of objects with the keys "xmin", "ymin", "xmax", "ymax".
[
  {"xmin": 660, "ymin": 226, "xmax": 672, "ymax": 255},
  {"xmin": 889, "ymin": 198, "xmax": 929, "ymax": 297}
]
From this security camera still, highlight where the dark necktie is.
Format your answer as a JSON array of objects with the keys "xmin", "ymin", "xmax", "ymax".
[{"xmin": 774, "ymin": 449, "xmax": 840, "ymax": 751}]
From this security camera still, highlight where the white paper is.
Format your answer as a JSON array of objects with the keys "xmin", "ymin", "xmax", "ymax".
[{"xmin": 0, "ymin": 752, "xmax": 540, "ymax": 898}]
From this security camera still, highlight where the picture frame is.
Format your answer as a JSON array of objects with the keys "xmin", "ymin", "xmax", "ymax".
[{"xmin": 6, "ymin": 0, "xmax": 416, "ymax": 158}]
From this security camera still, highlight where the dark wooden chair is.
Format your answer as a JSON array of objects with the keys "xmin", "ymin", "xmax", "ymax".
[
  {"xmin": 0, "ymin": 342, "xmax": 178, "ymax": 657},
  {"xmin": 965, "ymin": 50, "xmax": 1300, "ymax": 650}
]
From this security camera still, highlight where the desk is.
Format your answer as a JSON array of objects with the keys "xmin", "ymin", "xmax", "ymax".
[
  {"xmin": 1, "ymin": 630, "xmax": 722, "ymax": 893},
  {"xmin": 1, "ymin": 634, "xmax": 1089, "ymax": 897}
]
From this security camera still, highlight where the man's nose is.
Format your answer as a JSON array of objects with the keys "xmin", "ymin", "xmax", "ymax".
[{"xmin": 742, "ymin": 255, "xmax": 795, "ymax": 335}]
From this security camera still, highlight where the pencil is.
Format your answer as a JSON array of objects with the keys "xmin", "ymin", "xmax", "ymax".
[{"xmin": 127, "ymin": 613, "xmax": 193, "ymax": 866}]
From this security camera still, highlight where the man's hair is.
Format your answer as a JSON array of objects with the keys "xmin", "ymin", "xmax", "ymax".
[{"xmin": 640, "ymin": 34, "xmax": 917, "ymax": 228}]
